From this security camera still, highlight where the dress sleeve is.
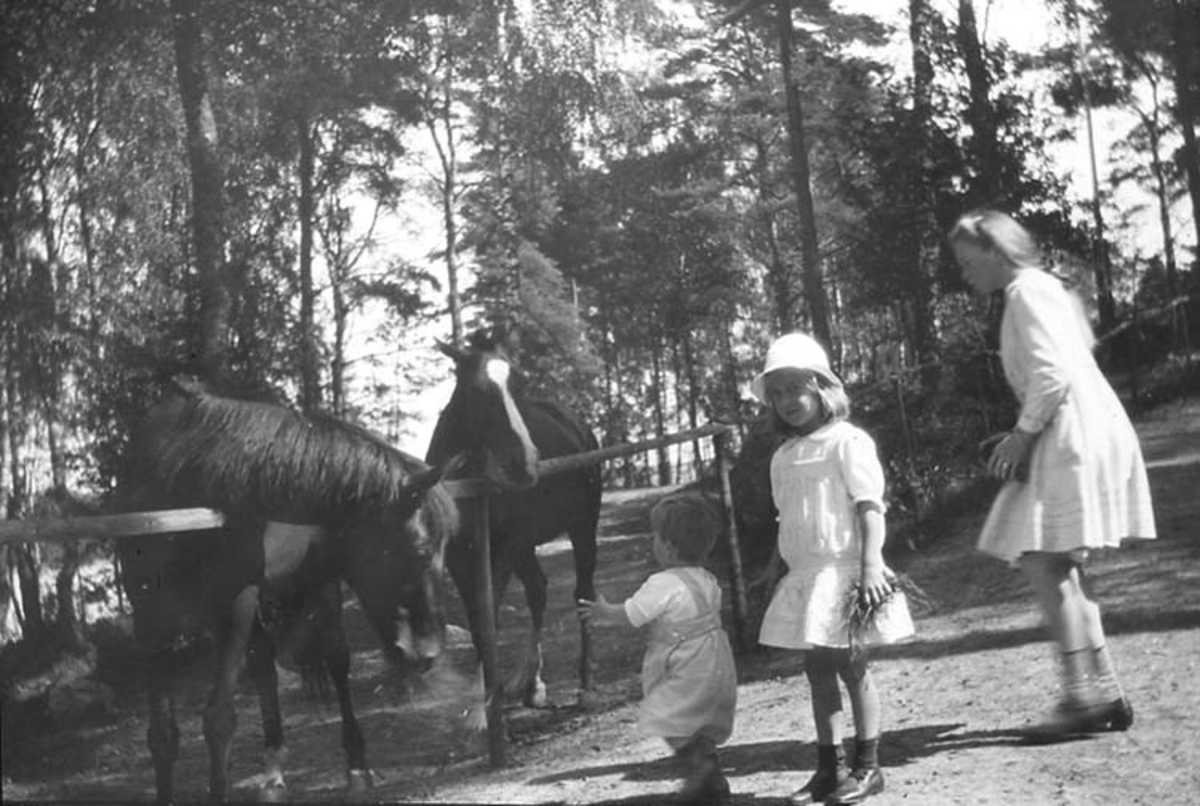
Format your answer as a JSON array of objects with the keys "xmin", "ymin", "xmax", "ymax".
[
  {"xmin": 838, "ymin": 428, "xmax": 886, "ymax": 506},
  {"xmin": 1006, "ymin": 279, "xmax": 1071, "ymax": 434}
]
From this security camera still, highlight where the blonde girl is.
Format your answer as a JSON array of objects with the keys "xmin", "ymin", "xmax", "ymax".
[
  {"xmin": 753, "ymin": 333, "xmax": 914, "ymax": 805},
  {"xmin": 949, "ymin": 208, "xmax": 1156, "ymax": 740}
]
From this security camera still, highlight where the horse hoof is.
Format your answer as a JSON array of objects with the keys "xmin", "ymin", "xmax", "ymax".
[
  {"xmin": 257, "ymin": 782, "xmax": 289, "ymax": 803},
  {"xmin": 525, "ymin": 691, "xmax": 552, "ymax": 709},
  {"xmin": 577, "ymin": 689, "xmax": 602, "ymax": 711},
  {"xmin": 463, "ymin": 704, "xmax": 489, "ymax": 733},
  {"xmin": 347, "ymin": 768, "xmax": 374, "ymax": 795}
]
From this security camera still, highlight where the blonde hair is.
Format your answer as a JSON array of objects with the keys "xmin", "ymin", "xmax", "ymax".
[
  {"xmin": 948, "ymin": 208, "xmax": 1043, "ymax": 268},
  {"xmin": 766, "ymin": 372, "xmax": 850, "ymax": 436},
  {"xmin": 950, "ymin": 208, "xmax": 1097, "ymax": 351},
  {"xmin": 650, "ymin": 494, "xmax": 723, "ymax": 563}
]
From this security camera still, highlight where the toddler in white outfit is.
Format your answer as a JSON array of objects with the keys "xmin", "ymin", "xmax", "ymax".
[{"xmin": 578, "ymin": 493, "xmax": 737, "ymax": 804}]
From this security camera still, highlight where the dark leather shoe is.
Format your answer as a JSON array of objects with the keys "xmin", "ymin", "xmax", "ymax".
[
  {"xmin": 828, "ymin": 767, "xmax": 884, "ymax": 805},
  {"xmin": 1022, "ymin": 696, "xmax": 1113, "ymax": 744},
  {"xmin": 679, "ymin": 766, "xmax": 730, "ymax": 805},
  {"xmin": 788, "ymin": 765, "xmax": 850, "ymax": 805},
  {"xmin": 1098, "ymin": 697, "xmax": 1134, "ymax": 731}
]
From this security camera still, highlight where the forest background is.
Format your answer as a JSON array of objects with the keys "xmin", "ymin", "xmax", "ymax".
[{"xmin": 0, "ymin": 0, "xmax": 1198, "ymax": 654}]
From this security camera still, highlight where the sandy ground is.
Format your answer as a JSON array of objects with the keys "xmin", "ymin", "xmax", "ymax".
[{"xmin": 3, "ymin": 396, "xmax": 1200, "ymax": 805}]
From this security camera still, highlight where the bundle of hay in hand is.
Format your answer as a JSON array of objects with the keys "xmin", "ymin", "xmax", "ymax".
[{"xmin": 843, "ymin": 572, "xmax": 932, "ymax": 657}]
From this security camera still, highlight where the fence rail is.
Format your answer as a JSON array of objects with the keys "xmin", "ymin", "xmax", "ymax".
[{"xmin": 0, "ymin": 507, "xmax": 225, "ymax": 547}]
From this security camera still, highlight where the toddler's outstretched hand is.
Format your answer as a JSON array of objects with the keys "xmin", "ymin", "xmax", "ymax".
[
  {"xmin": 576, "ymin": 594, "xmax": 631, "ymax": 627},
  {"xmin": 576, "ymin": 595, "xmax": 602, "ymax": 622}
]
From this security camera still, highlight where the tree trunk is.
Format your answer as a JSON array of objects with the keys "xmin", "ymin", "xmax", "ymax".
[
  {"xmin": 1067, "ymin": 0, "xmax": 1116, "ymax": 330},
  {"xmin": 1139, "ymin": 72, "xmax": 1184, "ymax": 346},
  {"xmin": 4, "ymin": 374, "xmax": 42, "ymax": 636},
  {"xmin": 297, "ymin": 113, "xmax": 321, "ymax": 412},
  {"xmin": 328, "ymin": 216, "xmax": 348, "ymax": 417},
  {"xmin": 752, "ymin": 137, "xmax": 794, "ymax": 330},
  {"xmin": 776, "ymin": 0, "xmax": 832, "ymax": 347},
  {"xmin": 428, "ymin": 17, "xmax": 464, "ymax": 345},
  {"xmin": 956, "ymin": 0, "xmax": 1003, "ymax": 204},
  {"xmin": 1171, "ymin": 0, "xmax": 1200, "ymax": 253},
  {"xmin": 651, "ymin": 343, "xmax": 670, "ymax": 486},
  {"xmin": 54, "ymin": 541, "xmax": 80, "ymax": 636},
  {"xmin": 35, "ymin": 171, "xmax": 69, "ymax": 493},
  {"xmin": 171, "ymin": 0, "xmax": 230, "ymax": 382},
  {"xmin": 908, "ymin": 0, "xmax": 942, "ymax": 391}
]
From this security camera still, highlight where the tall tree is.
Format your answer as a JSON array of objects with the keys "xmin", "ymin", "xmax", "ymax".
[
  {"xmin": 775, "ymin": 0, "xmax": 832, "ymax": 345},
  {"xmin": 956, "ymin": 0, "xmax": 1004, "ymax": 204},
  {"xmin": 905, "ymin": 0, "xmax": 943, "ymax": 388},
  {"xmin": 171, "ymin": 0, "xmax": 230, "ymax": 382}
]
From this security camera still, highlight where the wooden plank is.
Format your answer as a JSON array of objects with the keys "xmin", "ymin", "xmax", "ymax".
[
  {"xmin": 0, "ymin": 508, "xmax": 226, "ymax": 546},
  {"xmin": 536, "ymin": 422, "xmax": 732, "ymax": 477}
]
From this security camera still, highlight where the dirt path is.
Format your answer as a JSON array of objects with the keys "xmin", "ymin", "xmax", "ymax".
[{"xmin": 4, "ymin": 397, "xmax": 1200, "ymax": 805}]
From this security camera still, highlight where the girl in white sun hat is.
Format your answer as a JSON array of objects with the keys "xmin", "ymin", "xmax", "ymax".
[{"xmin": 752, "ymin": 332, "xmax": 913, "ymax": 806}]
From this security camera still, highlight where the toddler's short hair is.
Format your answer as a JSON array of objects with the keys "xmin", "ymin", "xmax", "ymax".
[{"xmin": 650, "ymin": 493, "xmax": 723, "ymax": 563}]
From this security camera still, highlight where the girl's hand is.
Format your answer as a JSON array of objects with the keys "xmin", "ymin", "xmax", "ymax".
[
  {"xmin": 986, "ymin": 429, "xmax": 1036, "ymax": 481},
  {"xmin": 859, "ymin": 564, "xmax": 892, "ymax": 610}
]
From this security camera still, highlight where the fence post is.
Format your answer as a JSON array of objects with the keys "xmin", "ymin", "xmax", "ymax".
[
  {"xmin": 892, "ymin": 377, "xmax": 923, "ymax": 549},
  {"xmin": 471, "ymin": 493, "xmax": 506, "ymax": 767},
  {"xmin": 714, "ymin": 431, "xmax": 750, "ymax": 652}
]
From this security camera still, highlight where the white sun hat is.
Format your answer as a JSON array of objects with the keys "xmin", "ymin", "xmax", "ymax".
[{"xmin": 750, "ymin": 332, "xmax": 842, "ymax": 403}]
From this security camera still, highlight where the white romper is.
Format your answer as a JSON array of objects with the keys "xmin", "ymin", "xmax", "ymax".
[
  {"xmin": 759, "ymin": 421, "xmax": 914, "ymax": 650},
  {"xmin": 978, "ymin": 269, "xmax": 1157, "ymax": 563},
  {"xmin": 625, "ymin": 566, "xmax": 737, "ymax": 744}
]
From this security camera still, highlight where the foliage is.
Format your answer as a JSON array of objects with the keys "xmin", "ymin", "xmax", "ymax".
[{"xmin": 1, "ymin": 0, "xmax": 1198, "ymax": 641}]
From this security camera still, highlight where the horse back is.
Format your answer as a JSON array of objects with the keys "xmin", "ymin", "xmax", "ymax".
[{"xmin": 523, "ymin": 399, "xmax": 600, "ymax": 460}]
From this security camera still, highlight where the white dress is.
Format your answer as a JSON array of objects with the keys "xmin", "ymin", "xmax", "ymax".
[
  {"xmin": 625, "ymin": 566, "xmax": 737, "ymax": 744},
  {"xmin": 759, "ymin": 421, "xmax": 914, "ymax": 650},
  {"xmin": 978, "ymin": 269, "xmax": 1157, "ymax": 563}
]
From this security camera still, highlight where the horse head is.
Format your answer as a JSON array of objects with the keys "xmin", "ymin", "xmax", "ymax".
[
  {"xmin": 344, "ymin": 460, "xmax": 459, "ymax": 674},
  {"xmin": 428, "ymin": 329, "xmax": 540, "ymax": 489}
]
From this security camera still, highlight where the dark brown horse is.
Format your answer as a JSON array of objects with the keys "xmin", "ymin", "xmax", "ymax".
[
  {"xmin": 426, "ymin": 330, "xmax": 602, "ymax": 713},
  {"xmin": 115, "ymin": 380, "xmax": 460, "ymax": 802}
]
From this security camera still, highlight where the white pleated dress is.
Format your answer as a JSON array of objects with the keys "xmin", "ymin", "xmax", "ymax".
[
  {"xmin": 978, "ymin": 269, "xmax": 1157, "ymax": 563},
  {"xmin": 759, "ymin": 421, "xmax": 914, "ymax": 650}
]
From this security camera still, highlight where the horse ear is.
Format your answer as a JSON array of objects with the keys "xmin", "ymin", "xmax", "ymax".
[
  {"xmin": 497, "ymin": 325, "xmax": 521, "ymax": 360},
  {"xmin": 435, "ymin": 339, "xmax": 467, "ymax": 363},
  {"xmin": 406, "ymin": 452, "xmax": 464, "ymax": 499}
]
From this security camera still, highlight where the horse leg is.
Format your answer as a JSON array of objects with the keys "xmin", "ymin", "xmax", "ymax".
[
  {"xmin": 318, "ymin": 584, "xmax": 373, "ymax": 795},
  {"xmin": 145, "ymin": 651, "xmax": 180, "ymax": 803},
  {"xmin": 511, "ymin": 552, "xmax": 550, "ymax": 709},
  {"xmin": 203, "ymin": 585, "xmax": 258, "ymax": 801},
  {"xmin": 570, "ymin": 517, "xmax": 599, "ymax": 699},
  {"xmin": 246, "ymin": 622, "xmax": 288, "ymax": 800}
]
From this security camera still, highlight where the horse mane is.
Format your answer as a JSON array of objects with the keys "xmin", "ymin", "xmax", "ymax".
[{"xmin": 135, "ymin": 383, "xmax": 436, "ymax": 523}]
